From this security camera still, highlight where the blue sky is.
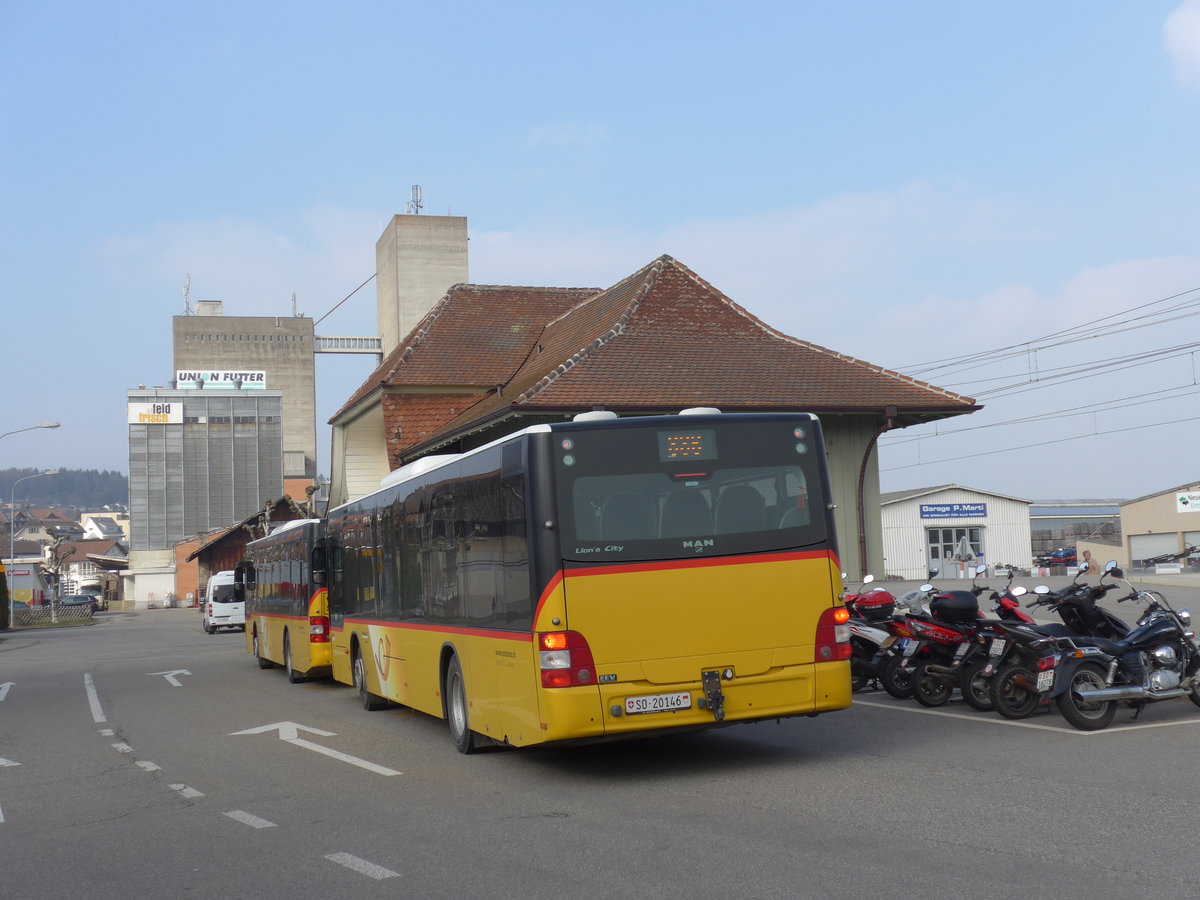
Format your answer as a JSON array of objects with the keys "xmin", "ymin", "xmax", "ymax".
[{"xmin": 3, "ymin": 0, "xmax": 1200, "ymax": 500}]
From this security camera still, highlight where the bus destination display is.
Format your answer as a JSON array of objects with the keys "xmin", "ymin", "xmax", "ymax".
[{"xmin": 658, "ymin": 429, "xmax": 717, "ymax": 462}]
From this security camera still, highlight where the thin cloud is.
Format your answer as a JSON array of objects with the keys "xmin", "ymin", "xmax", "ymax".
[{"xmin": 1165, "ymin": 0, "xmax": 1200, "ymax": 88}]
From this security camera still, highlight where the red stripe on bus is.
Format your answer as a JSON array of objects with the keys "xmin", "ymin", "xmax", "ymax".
[{"xmin": 335, "ymin": 619, "xmax": 533, "ymax": 642}]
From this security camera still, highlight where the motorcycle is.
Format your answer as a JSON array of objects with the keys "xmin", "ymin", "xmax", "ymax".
[
  {"xmin": 987, "ymin": 562, "xmax": 1136, "ymax": 719},
  {"xmin": 895, "ymin": 565, "xmax": 1008, "ymax": 709},
  {"xmin": 845, "ymin": 574, "xmax": 899, "ymax": 692},
  {"xmin": 1054, "ymin": 563, "xmax": 1200, "ymax": 731},
  {"xmin": 872, "ymin": 577, "xmax": 943, "ymax": 699}
]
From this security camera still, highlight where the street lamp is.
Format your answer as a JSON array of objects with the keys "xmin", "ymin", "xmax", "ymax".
[
  {"xmin": 0, "ymin": 422, "xmax": 60, "ymax": 441},
  {"xmin": 7, "ymin": 469, "xmax": 59, "ymax": 626}
]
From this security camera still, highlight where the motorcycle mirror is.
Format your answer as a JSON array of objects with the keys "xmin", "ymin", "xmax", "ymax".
[
  {"xmin": 1110, "ymin": 567, "xmax": 1124, "ymax": 579},
  {"xmin": 974, "ymin": 563, "xmax": 987, "ymax": 575},
  {"xmin": 1077, "ymin": 562, "xmax": 1089, "ymax": 575},
  {"xmin": 1010, "ymin": 586, "xmax": 1027, "ymax": 597},
  {"xmin": 862, "ymin": 574, "xmax": 875, "ymax": 586},
  {"xmin": 1104, "ymin": 560, "xmax": 1118, "ymax": 572},
  {"xmin": 1034, "ymin": 585, "xmax": 1051, "ymax": 595},
  {"xmin": 919, "ymin": 583, "xmax": 933, "ymax": 592}
]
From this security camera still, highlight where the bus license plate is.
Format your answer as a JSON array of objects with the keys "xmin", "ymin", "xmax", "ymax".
[{"xmin": 625, "ymin": 692, "xmax": 692, "ymax": 715}]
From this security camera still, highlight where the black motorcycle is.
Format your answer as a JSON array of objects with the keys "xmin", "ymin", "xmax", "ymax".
[{"xmin": 1054, "ymin": 565, "xmax": 1200, "ymax": 731}]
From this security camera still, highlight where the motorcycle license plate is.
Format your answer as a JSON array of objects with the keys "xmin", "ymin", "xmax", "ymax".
[
  {"xmin": 1036, "ymin": 671, "xmax": 1054, "ymax": 692},
  {"xmin": 989, "ymin": 639, "xmax": 1007, "ymax": 658},
  {"xmin": 902, "ymin": 640, "xmax": 919, "ymax": 657}
]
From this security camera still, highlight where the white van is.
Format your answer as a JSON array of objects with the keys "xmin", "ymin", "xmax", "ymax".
[{"xmin": 201, "ymin": 570, "xmax": 245, "ymax": 633}]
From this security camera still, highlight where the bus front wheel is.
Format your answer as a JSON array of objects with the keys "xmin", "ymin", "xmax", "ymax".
[{"xmin": 445, "ymin": 655, "xmax": 478, "ymax": 754}]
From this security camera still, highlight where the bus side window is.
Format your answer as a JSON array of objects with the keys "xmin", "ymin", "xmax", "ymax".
[{"xmin": 312, "ymin": 545, "xmax": 327, "ymax": 586}]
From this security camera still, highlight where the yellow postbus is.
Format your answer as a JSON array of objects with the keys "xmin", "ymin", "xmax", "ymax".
[
  {"xmin": 240, "ymin": 518, "xmax": 333, "ymax": 683},
  {"xmin": 326, "ymin": 410, "xmax": 851, "ymax": 752}
]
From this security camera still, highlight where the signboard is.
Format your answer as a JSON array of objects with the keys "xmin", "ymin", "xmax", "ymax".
[
  {"xmin": 127, "ymin": 402, "xmax": 183, "ymax": 424},
  {"xmin": 1176, "ymin": 491, "xmax": 1200, "ymax": 513},
  {"xmin": 176, "ymin": 370, "xmax": 266, "ymax": 390},
  {"xmin": 919, "ymin": 503, "xmax": 987, "ymax": 519}
]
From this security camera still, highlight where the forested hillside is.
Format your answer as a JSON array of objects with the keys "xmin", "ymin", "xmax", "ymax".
[{"xmin": 1, "ymin": 468, "xmax": 128, "ymax": 509}]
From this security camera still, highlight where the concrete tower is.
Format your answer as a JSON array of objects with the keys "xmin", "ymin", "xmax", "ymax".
[{"xmin": 375, "ymin": 214, "xmax": 468, "ymax": 356}]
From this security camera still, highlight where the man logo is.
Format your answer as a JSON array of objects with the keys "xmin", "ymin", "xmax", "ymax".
[{"xmin": 682, "ymin": 539, "xmax": 715, "ymax": 550}]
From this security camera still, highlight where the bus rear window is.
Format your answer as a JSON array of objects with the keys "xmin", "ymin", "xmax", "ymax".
[{"xmin": 554, "ymin": 420, "xmax": 825, "ymax": 562}]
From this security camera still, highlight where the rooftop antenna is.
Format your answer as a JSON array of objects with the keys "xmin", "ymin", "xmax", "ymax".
[
  {"xmin": 183, "ymin": 273, "xmax": 193, "ymax": 315},
  {"xmin": 405, "ymin": 184, "xmax": 423, "ymax": 215},
  {"xmin": 291, "ymin": 291, "xmax": 299, "ymax": 317}
]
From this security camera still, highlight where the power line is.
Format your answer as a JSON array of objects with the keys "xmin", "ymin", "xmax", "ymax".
[{"xmin": 314, "ymin": 273, "xmax": 377, "ymax": 327}]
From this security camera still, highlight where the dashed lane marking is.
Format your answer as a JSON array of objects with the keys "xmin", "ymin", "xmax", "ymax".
[
  {"xmin": 224, "ymin": 810, "xmax": 277, "ymax": 829},
  {"xmin": 169, "ymin": 784, "xmax": 204, "ymax": 799},
  {"xmin": 325, "ymin": 853, "xmax": 399, "ymax": 880},
  {"xmin": 112, "ymin": 742, "xmax": 133, "ymax": 754},
  {"xmin": 84, "ymin": 673, "xmax": 106, "ymax": 723},
  {"xmin": 135, "ymin": 761, "xmax": 161, "ymax": 772}
]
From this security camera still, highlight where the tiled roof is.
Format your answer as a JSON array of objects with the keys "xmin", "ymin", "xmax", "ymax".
[
  {"xmin": 331, "ymin": 284, "xmax": 600, "ymax": 422},
  {"xmin": 430, "ymin": 255, "xmax": 976, "ymax": 441}
]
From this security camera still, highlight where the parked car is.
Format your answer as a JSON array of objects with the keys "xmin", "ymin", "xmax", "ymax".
[
  {"xmin": 59, "ymin": 594, "xmax": 100, "ymax": 613},
  {"xmin": 1041, "ymin": 548, "xmax": 1077, "ymax": 567}
]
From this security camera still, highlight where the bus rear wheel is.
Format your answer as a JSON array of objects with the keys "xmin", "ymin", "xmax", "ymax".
[
  {"xmin": 353, "ymin": 648, "xmax": 388, "ymax": 711},
  {"xmin": 445, "ymin": 655, "xmax": 478, "ymax": 754},
  {"xmin": 253, "ymin": 630, "xmax": 273, "ymax": 669},
  {"xmin": 284, "ymin": 633, "xmax": 305, "ymax": 684}
]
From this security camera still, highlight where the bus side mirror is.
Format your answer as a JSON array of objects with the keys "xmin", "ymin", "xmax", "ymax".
[{"xmin": 312, "ymin": 546, "xmax": 327, "ymax": 587}]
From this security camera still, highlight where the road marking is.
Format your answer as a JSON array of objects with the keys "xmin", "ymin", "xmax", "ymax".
[
  {"xmin": 136, "ymin": 761, "xmax": 161, "ymax": 772},
  {"xmin": 0, "ymin": 682, "xmax": 13, "ymax": 701},
  {"xmin": 112, "ymin": 742, "xmax": 134, "ymax": 754},
  {"xmin": 324, "ymin": 853, "xmax": 399, "ymax": 880},
  {"xmin": 169, "ymin": 784, "xmax": 204, "ymax": 799},
  {"xmin": 854, "ymin": 699, "xmax": 1200, "ymax": 735},
  {"xmin": 148, "ymin": 669, "xmax": 192, "ymax": 687},
  {"xmin": 224, "ymin": 810, "xmax": 277, "ymax": 829},
  {"xmin": 0, "ymin": 758, "xmax": 20, "ymax": 767},
  {"xmin": 99, "ymin": 729, "xmax": 114, "ymax": 737},
  {"xmin": 84, "ymin": 673, "xmax": 106, "ymax": 723},
  {"xmin": 230, "ymin": 722, "xmax": 401, "ymax": 776},
  {"xmin": 0, "ymin": 799, "xmax": 4, "ymax": 823}
]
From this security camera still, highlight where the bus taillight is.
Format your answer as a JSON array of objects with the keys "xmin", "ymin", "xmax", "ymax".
[
  {"xmin": 815, "ymin": 606, "xmax": 853, "ymax": 662},
  {"xmin": 538, "ymin": 631, "xmax": 597, "ymax": 688},
  {"xmin": 309, "ymin": 615, "xmax": 331, "ymax": 643}
]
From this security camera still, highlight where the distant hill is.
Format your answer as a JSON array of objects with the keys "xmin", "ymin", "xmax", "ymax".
[{"xmin": 1, "ymin": 468, "xmax": 128, "ymax": 510}]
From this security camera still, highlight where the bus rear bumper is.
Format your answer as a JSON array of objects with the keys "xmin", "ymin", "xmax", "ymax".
[{"xmin": 535, "ymin": 660, "xmax": 851, "ymax": 744}]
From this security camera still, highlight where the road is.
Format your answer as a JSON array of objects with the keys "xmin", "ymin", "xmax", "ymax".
[{"xmin": 3, "ymin": 587, "xmax": 1200, "ymax": 899}]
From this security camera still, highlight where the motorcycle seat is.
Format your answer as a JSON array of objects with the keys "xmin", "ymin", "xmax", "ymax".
[{"xmin": 1068, "ymin": 636, "xmax": 1127, "ymax": 655}]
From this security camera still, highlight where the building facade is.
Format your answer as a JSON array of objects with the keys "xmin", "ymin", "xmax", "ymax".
[
  {"xmin": 881, "ymin": 484, "xmax": 1033, "ymax": 581},
  {"xmin": 173, "ymin": 302, "xmax": 316, "ymax": 480},
  {"xmin": 127, "ymin": 387, "xmax": 283, "ymax": 550}
]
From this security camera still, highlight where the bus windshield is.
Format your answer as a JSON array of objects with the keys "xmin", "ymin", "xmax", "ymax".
[{"xmin": 554, "ymin": 417, "xmax": 827, "ymax": 562}]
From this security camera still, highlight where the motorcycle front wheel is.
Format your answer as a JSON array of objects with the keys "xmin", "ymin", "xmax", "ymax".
[
  {"xmin": 1055, "ymin": 662, "xmax": 1116, "ymax": 731},
  {"xmin": 878, "ymin": 654, "xmax": 914, "ymax": 700},
  {"xmin": 990, "ymin": 664, "xmax": 1040, "ymax": 719},
  {"xmin": 958, "ymin": 658, "xmax": 994, "ymax": 711},
  {"xmin": 911, "ymin": 662, "xmax": 953, "ymax": 707}
]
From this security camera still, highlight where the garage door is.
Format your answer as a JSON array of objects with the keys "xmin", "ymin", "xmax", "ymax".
[{"xmin": 1129, "ymin": 533, "xmax": 1180, "ymax": 564}]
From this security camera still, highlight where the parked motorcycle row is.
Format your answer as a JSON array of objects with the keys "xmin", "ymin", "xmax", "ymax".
[{"xmin": 845, "ymin": 561, "xmax": 1200, "ymax": 731}]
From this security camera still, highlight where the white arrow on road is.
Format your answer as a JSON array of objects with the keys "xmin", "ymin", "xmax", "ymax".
[
  {"xmin": 0, "ymin": 682, "xmax": 13, "ymax": 701},
  {"xmin": 0, "ymin": 758, "xmax": 21, "ymax": 767},
  {"xmin": 230, "ymin": 722, "xmax": 401, "ymax": 776},
  {"xmin": 148, "ymin": 670, "xmax": 192, "ymax": 687}
]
